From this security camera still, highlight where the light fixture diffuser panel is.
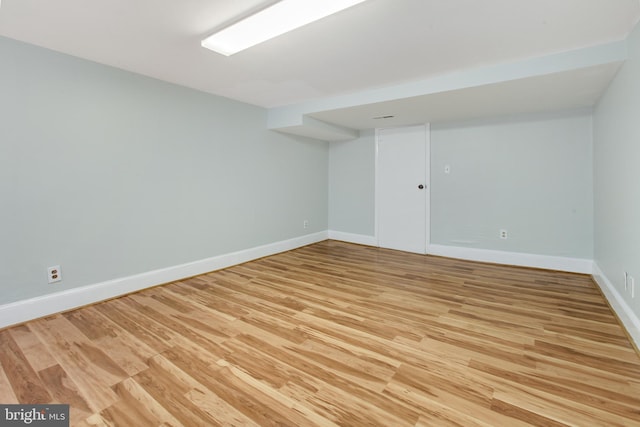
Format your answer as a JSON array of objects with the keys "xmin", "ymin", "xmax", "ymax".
[{"xmin": 202, "ymin": 0, "xmax": 367, "ymax": 56}]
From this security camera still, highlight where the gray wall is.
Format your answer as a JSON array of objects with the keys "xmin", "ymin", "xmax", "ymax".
[
  {"xmin": 594, "ymin": 22, "xmax": 640, "ymax": 317},
  {"xmin": 328, "ymin": 113, "xmax": 594, "ymax": 261},
  {"xmin": 431, "ymin": 111, "xmax": 593, "ymax": 259},
  {"xmin": 328, "ymin": 130, "xmax": 375, "ymax": 235},
  {"xmin": 0, "ymin": 36, "xmax": 328, "ymax": 305}
]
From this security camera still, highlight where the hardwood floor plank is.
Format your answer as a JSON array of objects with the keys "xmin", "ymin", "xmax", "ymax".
[
  {"xmin": 387, "ymin": 381, "xmax": 530, "ymax": 427},
  {"xmin": 162, "ymin": 346, "xmax": 309, "ymax": 427},
  {"xmin": 229, "ymin": 333, "xmax": 422, "ymax": 425},
  {"xmin": 92, "ymin": 299, "xmax": 174, "ymax": 354},
  {"xmin": 166, "ymin": 280, "xmax": 241, "ymax": 323},
  {"xmin": 9, "ymin": 324, "xmax": 58, "ymax": 373},
  {"xmin": 539, "ymin": 330, "xmax": 640, "ymax": 363},
  {"xmin": 216, "ymin": 359, "xmax": 344, "ymax": 427},
  {"xmin": 97, "ymin": 377, "xmax": 182, "ymax": 427},
  {"xmin": 64, "ymin": 309, "xmax": 119, "ymax": 341},
  {"xmin": 150, "ymin": 354, "xmax": 258, "ymax": 426},
  {"xmin": 489, "ymin": 398, "xmax": 570, "ymax": 427},
  {"xmin": 1, "ymin": 240, "xmax": 639, "ymax": 426},
  {"xmin": 78, "ymin": 414, "xmax": 111, "ymax": 427},
  {"xmin": 533, "ymin": 356, "xmax": 640, "ymax": 395},
  {"xmin": 0, "ymin": 366, "xmax": 18, "ymax": 402},
  {"xmin": 64, "ymin": 307, "xmax": 152, "ymax": 377},
  {"xmin": 132, "ymin": 354, "xmax": 220, "ymax": 426},
  {"xmin": 0, "ymin": 329, "xmax": 52, "ymax": 403},
  {"xmin": 38, "ymin": 364, "xmax": 92, "ymax": 422},
  {"xmin": 472, "ymin": 360, "xmax": 640, "ymax": 420},
  {"xmin": 27, "ymin": 316, "xmax": 121, "ymax": 412},
  {"xmin": 492, "ymin": 381, "xmax": 637, "ymax": 426},
  {"xmin": 99, "ymin": 400, "xmax": 159, "ymax": 427},
  {"xmin": 93, "ymin": 333, "xmax": 155, "ymax": 378}
]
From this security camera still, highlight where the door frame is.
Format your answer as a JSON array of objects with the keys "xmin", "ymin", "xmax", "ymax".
[{"xmin": 374, "ymin": 123, "xmax": 431, "ymax": 254}]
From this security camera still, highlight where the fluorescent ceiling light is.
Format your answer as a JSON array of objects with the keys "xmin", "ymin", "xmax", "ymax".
[{"xmin": 201, "ymin": 0, "xmax": 366, "ymax": 56}]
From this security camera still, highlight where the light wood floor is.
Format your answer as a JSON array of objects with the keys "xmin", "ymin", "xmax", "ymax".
[{"xmin": 1, "ymin": 241, "xmax": 640, "ymax": 426}]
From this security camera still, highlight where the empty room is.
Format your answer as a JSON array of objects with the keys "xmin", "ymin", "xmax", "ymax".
[{"xmin": 1, "ymin": 0, "xmax": 640, "ymax": 425}]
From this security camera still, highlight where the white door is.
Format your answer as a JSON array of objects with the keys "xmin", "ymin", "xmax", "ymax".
[{"xmin": 376, "ymin": 125, "xmax": 429, "ymax": 254}]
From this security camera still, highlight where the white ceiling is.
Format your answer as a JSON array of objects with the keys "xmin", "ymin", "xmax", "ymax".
[
  {"xmin": 1, "ymin": 0, "xmax": 639, "ymax": 138},
  {"xmin": 309, "ymin": 62, "xmax": 622, "ymax": 130}
]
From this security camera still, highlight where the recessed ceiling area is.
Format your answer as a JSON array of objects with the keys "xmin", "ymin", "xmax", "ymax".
[
  {"xmin": 0, "ymin": 0, "xmax": 639, "ymax": 140},
  {"xmin": 266, "ymin": 40, "xmax": 629, "ymax": 140},
  {"xmin": 309, "ymin": 62, "xmax": 623, "ymax": 131}
]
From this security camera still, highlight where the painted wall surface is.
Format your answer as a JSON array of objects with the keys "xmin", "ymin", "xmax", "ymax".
[
  {"xmin": 593, "ymin": 22, "xmax": 640, "ymax": 318},
  {"xmin": 431, "ymin": 111, "xmax": 593, "ymax": 259},
  {"xmin": 0, "ymin": 36, "xmax": 328, "ymax": 305},
  {"xmin": 328, "ymin": 130, "xmax": 375, "ymax": 236}
]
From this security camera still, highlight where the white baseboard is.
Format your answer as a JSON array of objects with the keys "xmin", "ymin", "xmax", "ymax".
[
  {"xmin": 427, "ymin": 244, "xmax": 593, "ymax": 274},
  {"xmin": 0, "ymin": 231, "xmax": 328, "ymax": 330},
  {"xmin": 328, "ymin": 230, "xmax": 377, "ymax": 246},
  {"xmin": 8, "ymin": 233, "xmax": 636, "ymax": 351},
  {"xmin": 592, "ymin": 263, "xmax": 640, "ymax": 349}
]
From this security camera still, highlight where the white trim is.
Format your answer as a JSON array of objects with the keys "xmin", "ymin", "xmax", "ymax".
[
  {"xmin": 592, "ymin": 263, "xmax": 640, "ymax": 349},
  {"xmin": 0, "ymin": 232, "xmax": 328, "ymax": 329},
  {"xmin": 424, "ymin": 123, "xmax": 431, "ymax": 252},
  {"xmin": 427, "ymin": 244, "xmax": 593, "ymax": 274},
  {"xmin": 374, "ymin": 129, "xmax": 380, "ymax": 247},
  {"xmin": 328, "ymin": 230, "xmax": 377, "ymax": 246}
]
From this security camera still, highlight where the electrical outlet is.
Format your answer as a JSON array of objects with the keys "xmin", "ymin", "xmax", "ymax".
[
  {"xmin": 48, "ymin": 265, "xmax": 62, "ymax": 284},
  {"xmin": 625, "ymin": 272, "xmax": 629, "ymax": 291},
  {"xmin": 630, "ymin": 276, "xmax": 635, "ymax": 298},
  {"xmin": 499, "ymin": 229, "xmax": 508, "ymax": 240},
  {"xmin": 303, "ymin": 220, "xmax": 309, "ymax": 229}
]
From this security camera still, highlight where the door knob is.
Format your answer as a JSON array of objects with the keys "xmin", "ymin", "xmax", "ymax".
[{"xmin": 418, "ymin": 184, "xmax": 425, "ymax": 189}]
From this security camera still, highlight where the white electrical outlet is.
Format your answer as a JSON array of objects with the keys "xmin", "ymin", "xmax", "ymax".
[
  {"xmin": 499, "ymin": 229, "xmax": 508, "ymax": 240},
  {"xmin": 625, "ymin": 272, "xmax": 629, "ymax": 291},
  {"xmin": 303, "ymin": 220, "xmax": 309, "ymax": 229},
  {"xmin": 630, "ymin": 276, "xmax": 635, "ymax": 298},
  {"xmin": 48, "ymin": 265, "xmax": 62, "ymax": 283}
]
